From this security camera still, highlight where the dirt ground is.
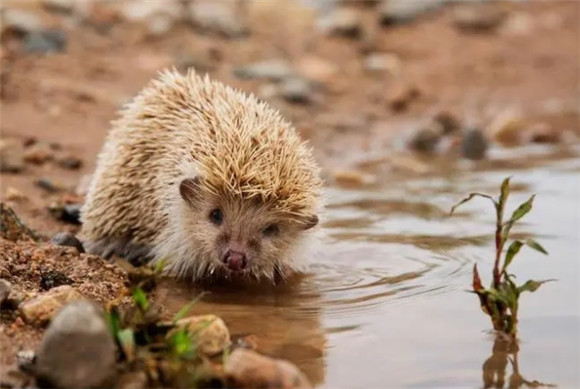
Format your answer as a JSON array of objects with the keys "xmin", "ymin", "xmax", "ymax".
[{"xmin": 0, "ymin": 0, "xmax": 579, "ymax": 384}]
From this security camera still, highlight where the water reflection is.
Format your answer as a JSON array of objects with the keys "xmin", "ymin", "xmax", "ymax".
[
  {"xmin": 482, "ymin": 336, "xmax": 555, "ymax": 389},
  {"xmin": 153, "ymin": 278, "xmax": 328, "ymax": 386}
]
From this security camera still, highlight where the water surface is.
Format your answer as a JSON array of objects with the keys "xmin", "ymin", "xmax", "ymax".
[{"xmin": 156, "ymin": 145, "xmax": 580, "ymax": 388}]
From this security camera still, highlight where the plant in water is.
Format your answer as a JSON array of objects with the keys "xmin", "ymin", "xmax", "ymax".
[
  {"xmin": 105, "ymin": 261, "xmax": 218, "ymax": 388},
  {"xmin": 450, "ymin": 177, "xmax": 554, "ymax": 339}
]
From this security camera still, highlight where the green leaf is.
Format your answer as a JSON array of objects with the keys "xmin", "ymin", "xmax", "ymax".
[
  {"xmin": 105, "ymin": 308, "xmax": 121, "ymax": 338},
  {"xmin": 498, "ymin": 176, "xmax": 512, "ymax": 219},
  {"xmin": 518, "ymin": 279, "xmax": 556, "ymax": 293},
  {"xmin": 484, "ymin": 287, "xmax": 510, "ymax": 305},
  {"xmin": 173, "ymin": 292, "xmax": 207, "ymax": 323},
  {"xmin": 525, "ymin": 239, "xmax": 548, "ymax": 255},
  {"xmin": 169, "ymin": 328, "xmax": 197, "ymax": 359},
  {"xmin": 509, "ymin": 195, "xmax": 535, "ymax": 224},
  {"xmin": 118, "ymin": 328, "xmax": 136, "ymax": 361},
  {"xmin": 132, "ymin": 287, "xmax": 150, "ymax": 312},
  {"xmin": 450, "ymin": 193, "xmax": 496, "ymax": 216},
  {"xmin": 154, "ymin": 259, "xmax": 167, "ymax": 274},
  {"xmin": 502, "ymin": 240, "xmax": 523, "ymax": 273}
]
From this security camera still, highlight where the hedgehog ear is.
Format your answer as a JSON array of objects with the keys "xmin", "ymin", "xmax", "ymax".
[
  {"xmin": 299, "ymin": 214, "xmax": 319, "ymax": 230},
  {"xmin": 180, "ymin": 177, "xmax": 203, "ymax": 207}
]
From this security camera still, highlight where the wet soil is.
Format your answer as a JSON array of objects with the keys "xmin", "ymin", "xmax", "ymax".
[{"xmin": 1, "ymin": 0, "xmax": 579, "ymax": 387}]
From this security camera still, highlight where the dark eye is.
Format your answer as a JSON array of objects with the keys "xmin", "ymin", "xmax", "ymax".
[
  {"xmin": 263, "ymin": 224, "xmax": 279, "ymax": 236},
  {"xmin": 209, "ymin": 209, "xmax": 223, "ymax": 225}
]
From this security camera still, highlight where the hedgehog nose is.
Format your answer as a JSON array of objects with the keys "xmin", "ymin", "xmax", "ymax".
[{"xmin": 224, "ymin": 250, "xmax": 247, "ymax": 272}]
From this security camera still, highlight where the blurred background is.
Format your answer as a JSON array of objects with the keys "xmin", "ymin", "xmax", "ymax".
[{"xmin": 1, "ymin": 1, "xmax": 579, "ymax": 388}]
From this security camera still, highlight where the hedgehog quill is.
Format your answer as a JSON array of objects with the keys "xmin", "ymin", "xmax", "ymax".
[{"xmin": 81, "ymin": 69, "xmax": 322, "ymax": 283}]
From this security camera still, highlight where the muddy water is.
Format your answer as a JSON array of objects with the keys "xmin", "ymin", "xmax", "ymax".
[{"xmin": 156, "ymin": 145, "xmax": 580, "ymax": 388}]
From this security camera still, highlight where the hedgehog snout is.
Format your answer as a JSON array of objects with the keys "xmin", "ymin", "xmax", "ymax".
[{"xmin": 223, "ymin": 249, "xmax": 248, "ymax": 272}]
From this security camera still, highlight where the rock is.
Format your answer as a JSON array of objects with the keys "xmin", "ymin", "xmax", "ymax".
[
  {"xmin": 4, "ymin": 288, "xmax": 27, "ymax": 310},
  {"xmin": 453, "ymin": 6, "xmax": 507, "ymax": 33},
  {"xmin": 40, "ymin": 270, "xmax": 75, "ymax": 291},
  {"xmin": 233, "ymin": 59, "xmax": 295, "ymax": 82},
  {"xmin": 175, "ymin": 314, "xmax": 230, "ymax": 356},
  {"xmin": 0, "ymin": 279, "xmax": 12, "ymax": 305},
  {"xmin": 19, "ymin": 285, "xmax": 83, "ymax": 324},
  {"xmin": 0, "ymin": 138, "xmax": 25, "ymax": 173},
  {"xmin": 433, "ymin": 111, "xmax": 461, "ymax": 135},
  {"xmin": 145, "ymin": 13, "xmax": 176, "ymax": 37},
  {"xmin": 23, "ymin": 29, "xmax": 67, "ymax": 54},
  {"xmin": 0, "ymin": 203, "xmax": 37, "ymax": 242},
  {"xmin": 36, "ymin": 178, "xmax": 65, "ymax": 193},
  {"xmin": 461, "ymin": 127, "xmax": 488, "ymax": 160},
  {"xmin": 316, "ymin": 7, "xmax": 362, "ymax": 38},
  {"xmin": 363, "ymin": 52, "xmax": 402, "ymax": 76},
  {"xmin": 525, "ymin": 123, "xmax": 561, "ymax": 144},
  {"xmin": 35, "ymin": 301, "xmax": 116, "ymax": 389},
  {"xmin": 257, "ymin": 83, "xmax": 280, "ymax": 101},
  {"xmin": 41, "ymin": 0, "xmax": 75, "ymax": 13},
  {"xmin": 488, "ymin": 111, "xmax": 526, "ymax": 146},
  {"xmin": 388, "ymin": 85, "xmax": 421, "ymax": 112},
  {"xmin": 407, "ymin": 125, "xmax": 442, "ymax": 153},
  {"xmin": 1, "ymin": 9, "xmax": 43, "ymax": 35},
  {"xmin": 295, "ymin": 56, "xmax": 338, "ymax": 84},
  {"xmin": 280, "ymin": 77, "xmax": 313, "ymax": 104},
  {"xmin": 49, "ymin": 203, "xmax": 82, "ymax": 225},
  {"xmin": 23, "ymin": 143, "xmax": 54, "ymax": 164},
  {"xmin": 51, "ymin": 232, "xmax": 85, "ymax": 253},
  {"xmin": 16, "ymin": 350, "xmax": 36, "ymax": 374},
  {"xmin": 5, "ymin": 187, "xmax": 26, "ymax": 202},
  {"xmin": 332, "ymin": 169, "xmax": 377, "ymax": 186},
  {"xmin": 57, "ymin": 156, "xmax": 82, "ymax": 170},
  {"xmin": 379, "ymin": 0, "xmax": 444, "ymax": 26},
  {"xmin": 188, "ymin": 0, "xmax": 248, "ymax": 38},
  {"xmin": 224, "ymin": 349, "xmax": 312, "ymax": 389}
]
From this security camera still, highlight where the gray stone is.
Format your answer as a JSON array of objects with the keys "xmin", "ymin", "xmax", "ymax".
[
  {"xmin": 280, "ymin": 77, "xmax": 313, "ymax": 104},
  {"xmin": 23, "ymin": 29, "xmax": 67, "ymax": 54},
  {"xmin": 1, "ymin": 9, "xmax": 43, "ymax": 35},
  {"xmin": 0, "ymin": 279, "xmax": 11, "ymax": 305},
  {"xmin": 233, "ymin": 59, "xmax": 295, "ymax": 82},
  {"xmin": 461, "ymin": 127, "xmax": 488, "ymax": 160},
  {"xmin": 379, "ymin": 0, "xmax": 445, "ymax": 25},
  {"xmin": 408, "ymin": 125, "xmax": 443, "ymax": 153},
  {"xmin": 0, "ymin": 139, "xmax": 25, "ymax": 173},
  {"xmin": 188, "ymin": 0, "xmax": 248, "ymax": 38},
  {"xmin": 51, "ymin": 232, "xmax": 85, "ymax": 253},
  {"xmin": 316, "ymin": 7, "xmax": 362, "ymax": 38},
  {"xmin": 35, "ymin": 301, "xmax": 116, "ymax": 389}
]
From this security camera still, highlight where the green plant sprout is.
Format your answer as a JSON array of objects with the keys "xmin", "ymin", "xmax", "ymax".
[
  {"xmin": 105, "ymin": 260, "xmax": 215, "ymax": 388},
  {"xmin": 450, "ymin": 177, "xmax": 555, "ymax": 339}
]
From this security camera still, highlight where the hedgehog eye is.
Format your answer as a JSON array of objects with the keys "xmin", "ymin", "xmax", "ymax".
[
  {"xmin": 209, "ymin": 209, "xmax": 223, "ymax": 225},
  {"xmin": 262, "ymin": 224, "xmax": 279, "ymax": 236}
]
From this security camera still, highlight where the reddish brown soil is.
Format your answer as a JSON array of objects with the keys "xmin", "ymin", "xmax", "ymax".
[{"xmin": 0, "ymin": 0, "xmax": 578, "ymax": 383}]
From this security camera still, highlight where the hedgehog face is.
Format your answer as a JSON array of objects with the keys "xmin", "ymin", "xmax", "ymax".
[{"xmin": 179, "ymin": 177, "xmax": 318, "ymax": 280}]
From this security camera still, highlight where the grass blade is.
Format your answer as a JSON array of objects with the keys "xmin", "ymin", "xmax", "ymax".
[
  {"xmin": 450, "ymin": 193, "xmax": 496, "ymax": 216},
  {"xmin": 132, "ymin": 287, "xmax": 150, "ymax": 312},
  {"xmin": 502, "ymin": 240, "xmax": 523, "ymax": 273},
  {"xmin": 173, "ymin": 292, "xmax": 207, "ymax": 323},
  {"xmin": 525, "ymin": 239, "xmax": 548, "ymax": 255}
]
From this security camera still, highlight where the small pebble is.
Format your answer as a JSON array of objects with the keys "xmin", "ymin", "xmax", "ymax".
[
  {"xmin": 0, "ymin": 279, "xmax": 12, "ymax": 305},
  {"xmin": 363, "ymin": 52, "xmax": 402, "ymax": 76},
  {"xmin": 233, "ymin": 59, "xmax": 295, "ymax": 82},
  {"xmin": 23, "ymin": 29, "xmax": 67, "ymax": 54},
  {"xmin": 280, "ymin": 77, "xmax": 313, "ymax": 104},
  {"xmin": 51, "ymin": 232, "xmax": 85, "ymax": 253},
  {"xmin": 36, "ymin": 178, "xmax": 64, "ymax": 193},
  {"xmin": 316, "ymin": 7, "xmax": 362, "ymax": 38},
  {"xmin": 461, "ymin": 127, "xmax": 489, "ymax": 160},
  {"xmin": 19, "ymin": 285, "xmax": 83, "ymax": 324},
  {"xmin": 49, "ymin": 203, "xmax": 82, "ymax": 225},
  {"xmin": 16, "ymin": 350, "xmax": 36, "ymax": 374},
  {"xmin": 40, "ymin": 270, "xmax": 75, "ymax": 291},
  {"xmin": 57, "ymin": 156, "xmax": 83, "ymax": 170},
  {"xmin": 379, "ymin": 0, "xmax": 444, "ymax": 26},
  {"xmin": 408, "ymin": 125, "xmax": 442, "ymax": 154},
  {"xmin": 23, "ymin": 143, "xmax": 53, "ymax": 164},
  {"xmin": 5, "ymin": 187, "xmax": 26, "ymax": 202},
  {"xmin": 0, "ymin": 139, "xmax": 25, "ymax": 173}
]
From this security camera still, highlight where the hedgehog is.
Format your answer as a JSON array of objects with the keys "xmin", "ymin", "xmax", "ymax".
[{"xmin": 80, "ymin": 69, "xmax": 322, "ymax": 283}]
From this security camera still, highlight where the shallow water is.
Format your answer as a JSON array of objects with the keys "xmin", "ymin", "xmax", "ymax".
[{"xmin": 156, "ymin": 145, "xmax": 580, "ymax": 388}]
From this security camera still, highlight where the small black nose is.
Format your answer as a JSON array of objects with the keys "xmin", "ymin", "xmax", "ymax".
[{"xmin": 223, "ymin": 250, "xmax": 247, "ymax": 271}]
